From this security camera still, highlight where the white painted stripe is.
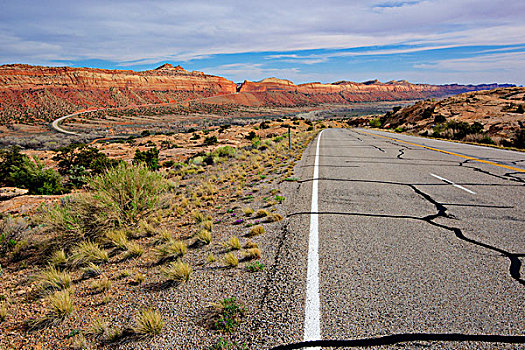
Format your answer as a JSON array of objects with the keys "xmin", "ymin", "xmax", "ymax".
[
  {"xmin": 430, "ymin": 173, "xmax": 476, "ymax": 194},
  {"xmin": 304, "ymin": 130, "xmax": 323, "ymax": 347}
]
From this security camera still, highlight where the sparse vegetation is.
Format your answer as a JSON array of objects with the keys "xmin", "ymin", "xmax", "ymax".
[
  {"xmin": 246, "ymin": 261, "xmax": 265, "ymax": 272},
  {"xmin": 210, "ymin": 298, "xmax": 244, "ymax": 333}
]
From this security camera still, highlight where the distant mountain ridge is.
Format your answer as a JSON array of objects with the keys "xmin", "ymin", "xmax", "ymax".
[{"xmin": 0, "ymin": 63, "xmax": 514, "ymax": 125}]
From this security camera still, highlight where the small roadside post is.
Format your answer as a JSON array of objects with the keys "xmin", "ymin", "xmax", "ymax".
[{"xmin": 288, "ymin": 126, "xmax": 291, "ymax": 150}]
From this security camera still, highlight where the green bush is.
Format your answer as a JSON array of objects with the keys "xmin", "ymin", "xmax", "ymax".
[
  {"xmin": 38, "ymin": 163, "xmax": 169, "ymax": 246},
  {"xmin": 89, "ymin": 162, "xmax": 168, "ymax": 226},
  {"xmin": 133, "ymin": 147, "xmax": 159, "ymax": 171},
  {"xmin": 0, "ymin": 147, "xmax": 65, "ymax": 195},
  {"xmin": 369, "ymin": 118, "xmax": 382, "ymax": 128}
]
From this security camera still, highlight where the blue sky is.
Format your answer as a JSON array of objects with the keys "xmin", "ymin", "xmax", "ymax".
[{"xmin": 1, "ymin": 0, "xmax": 524, "ymax": 85}]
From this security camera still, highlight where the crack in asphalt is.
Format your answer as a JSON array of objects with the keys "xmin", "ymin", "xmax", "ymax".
[
  {"xmin": 291, "ymin": 178, "xmax": 525, "ymax": 286},
  {"xmin": 371, "ymin": 145, "xmax": 385, "ymax": 152},
  {"xmin": 269, "ymin": 333, "xmax": 525, "ymax": 349}
]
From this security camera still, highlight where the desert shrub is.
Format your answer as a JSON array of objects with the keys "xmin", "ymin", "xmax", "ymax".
[
  {"xmin": 88, "ymin": 163, "xmax": 168, "ymax": 227},
  {"xmin": 211, "ymin": 146, "xmax": 236, "ymax": 158},
  {"xmin": 223, "ymin": 236, "xmax": 241, "ymax": 250},
  {"xmin": 246, "ymin": 131, "xmax": 257, "ymax": 140},
  {"xmin": 434, "ymin": 114, "xmax": 446, "ymax": 124},
  {"xmin": 203, "ymin": 136, "xmax": 218, "ymax": 146},
  {"xmin": 512, "ymin": 129, "xmax": 525, "ymax": 148},
  {"xmin": 53, "ymin": 143, "xmax": 119, "ymax": 177},
  {"xmin": 369, "ymin": 118, "xmax": 382, "ymax": 128},
  {"xmin": 0, "ymin": 147, "xmax": 65, "ymax": 194},
  {"xmin": 133, "ymin": 147, "xmax": 160, "ymax": 171}
]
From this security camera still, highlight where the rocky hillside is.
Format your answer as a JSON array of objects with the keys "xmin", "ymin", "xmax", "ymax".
[
  {"xmin": 378, "ymin": 87, "xmax": 525, "ymax": 147},
  {"xmin": 0, "ymin": 63, "xmax": 514, "ymax": 125}
]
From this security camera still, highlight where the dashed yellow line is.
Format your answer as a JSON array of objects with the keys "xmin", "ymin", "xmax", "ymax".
[{"xmin": 359, "ymin": 130, "xmax": 525, "ymax": 173}]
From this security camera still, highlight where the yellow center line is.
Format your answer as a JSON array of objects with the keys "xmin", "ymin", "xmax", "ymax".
[{"xmin": 359, "ymin": 130, "xmax": 525, "ymax": 173}]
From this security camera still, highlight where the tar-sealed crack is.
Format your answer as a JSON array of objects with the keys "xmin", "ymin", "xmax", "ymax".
[{"xmin": 291, "ymin": 177, "xmax": 525, "ymax": 287}]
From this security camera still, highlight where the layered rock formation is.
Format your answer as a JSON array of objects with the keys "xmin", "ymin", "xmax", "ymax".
[
  {"xmin": 0, "ymin": 63, "xmax": 514, "ymax": 125},
  {"xmin": 0, "ymin": 64, "xmax": 237, "ymax": 124}
]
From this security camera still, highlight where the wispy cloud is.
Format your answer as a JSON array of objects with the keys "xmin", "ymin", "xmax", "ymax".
[{"xmin": 0, "ymin": 0, "xmax": 523, "ymax": 84}]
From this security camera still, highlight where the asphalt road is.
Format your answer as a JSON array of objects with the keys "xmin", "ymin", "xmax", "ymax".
[{"xmin": 272, "ymin": 128, "xmax": 525, "ymax": 349}]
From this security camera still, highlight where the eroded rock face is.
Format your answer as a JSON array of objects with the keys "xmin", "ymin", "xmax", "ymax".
[{"xmin": 0, "ymin": 64, "xmax": 237, "ymax": 124}]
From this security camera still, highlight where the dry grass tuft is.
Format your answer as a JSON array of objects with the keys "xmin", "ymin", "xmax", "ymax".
[
  {"xmin": 133, "ymin": 273, "xmax": 146, "ymax": 285},
  {"xmin": 133, "ymin": 309, "xmax": 164, "ymax": 337},
  {"xmin": 223, "ymin": 236, "xmax": 241, "ymax": 250},
  {"xmin": 266, "ymin": 213, "xmax": 284, "ymax": 222},
  {"xmin": 48, "ymin": 289, "xmax": 74, "ymax": 318},
  {"xmin": 247, "ymin": 224, "xmax": 264, "ymax": 237},
  {"xmin": 90, "ymin": 318, "xmax": 108, "ymax": 336},
  {"xmin": 37, "ymin": 266, "xmax": 72, "ymax": 293},
  {"xmin": 161, "ymin": 261, "xmax": 192, "ymax": 282},
  {"xmin": 105, "ymin": 229, "xmax": 128, "ymax": 250},
  {"xmin": 91, "ymin": 277, "xmax": 112, "ymax": 294},
  {"xmin": 123, "ymin": 242, "xmax": 144, "ymax": 259},
  {"xmin": 153, "ymin": 230, "xmax": 173, "ymax": 245},
  {"xmin": 243, "ymin": 248, "xmax": 261, "ymax": 260},
  {"xmin": 81, "ymin": 263, "xmax": 102, "ymax": 279},
  {"xmin": 196, "ymin": 229, "xmax": 212, "ymax": 245},
  {"xmin": 50, "ymin": 249, "xmax": 67, "ymax": 268},
  {"xmin": 201, "ymin": 219, "xmax": 213, "ymax": 232},
  {"xmin": 192, "ymin": 210, "xmax": 205, "ymax": 224},
  {"xmin": 155, "ymin": 240, "xmax": 187, "ymax": 262},
  {"xmin": 244, "ymin": 240, "xmax": 258, "ymax": 249},
  {"xmin": 255, "ymin": 209, "xmax": 270, "ymax": 218},
  {"xmin": 0, "ymin": 303, "xmax": 7, "ymax": 322},
  {"xmin": 224, "ymin": 252, "xmax": 239, "ymax": 267},
  {"xmin": 70, "ymin": 241, "xmax": 108, "ymax": 267},
  {"xmin": 243, "ymin": 207, "xmax": 254, "ymax": 216}
]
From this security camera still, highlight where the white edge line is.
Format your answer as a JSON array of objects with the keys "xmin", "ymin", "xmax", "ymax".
[
  {"xmin": 304, "ymin": 130, "xmax": 322, "ymax": 346},
  {"xmin": 430, "ymin": 173, "xmax": 476, "ymax": 194}
]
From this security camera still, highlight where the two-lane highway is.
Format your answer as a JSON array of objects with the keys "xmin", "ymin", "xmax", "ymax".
[{"xmin": 274, "ymin": 128, "xmax": 525, "ymax": 349}]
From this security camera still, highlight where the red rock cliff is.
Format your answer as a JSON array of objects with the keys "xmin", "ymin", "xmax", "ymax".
[{"xmin": 0, "ymin": 64, "xmax": 237, "ymax": 124}]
